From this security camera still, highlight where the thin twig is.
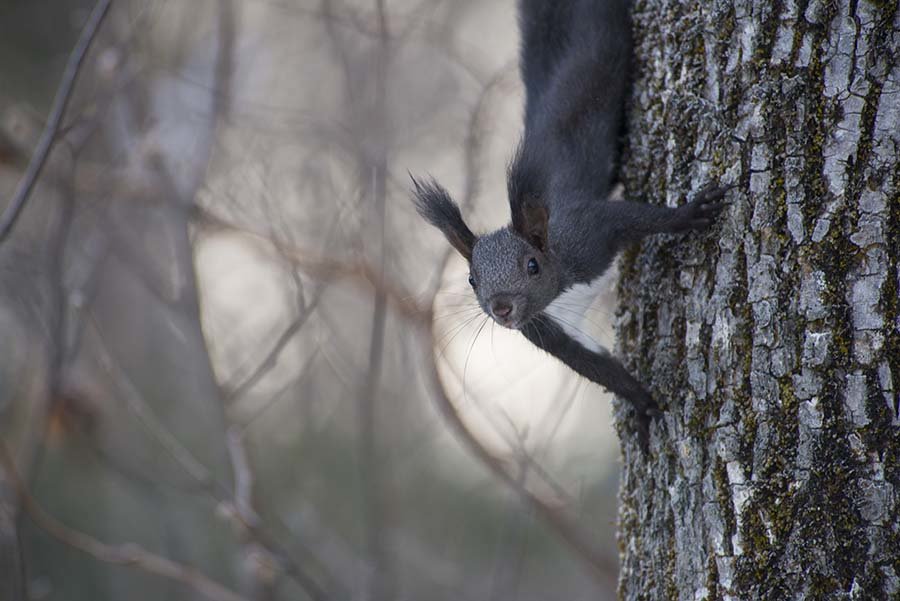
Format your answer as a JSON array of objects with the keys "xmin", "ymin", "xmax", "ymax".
[
  {"xmin": 0, "ymin": 444, "xmax": 251, "ymax": 601},
  {"xmin": 0, "ymin": 0, "xmax": 113, "ymax": 244},
  {"xmin": 204, "ymin": 219, "xmax": 613, "ymax": 582},
  {"xmin": 236, "ymin": 348, "xmax": 321, "ymax": 432},
  {"xmin": 192, "ymin": 206, "xmax": 428, "ymax": 320},
  {"xmin": 226, "ymin": 427, "xmax": 256, "ymax": 526},
  {"xmin": 87, "ymin": 318, "xmax": 336, "ymax": 601},
  {"xmin": 225, "ymin": 288, "xmax": 325, "ymax": 402},
  {"xmin": 203, "ymin": 207, "xmax": 615, "ymax": 582},
  {"xmin": 225, "ymin": 427, "xmax": 281, "ymax": 600},
  {"xmin": 417, "ymin": 334, "xmax": 619, "ymax": 583}
]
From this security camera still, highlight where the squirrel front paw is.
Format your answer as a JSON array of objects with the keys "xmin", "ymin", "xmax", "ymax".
[
  {"xmin": 671, "ymin": 184, "xmax": 733, "ymax": 232},
  {"xmin": 630, "ymin": 389, "xmax": 662, "ymax": 453},
  {"xmin": 634, "ymin": 407, "xmax": 661, "ymax": 453}
]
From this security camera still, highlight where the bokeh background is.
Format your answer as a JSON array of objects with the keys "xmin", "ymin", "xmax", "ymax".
[{"xmin": 1, "ymin": 1, "xmax": 627, "ymax": 599}]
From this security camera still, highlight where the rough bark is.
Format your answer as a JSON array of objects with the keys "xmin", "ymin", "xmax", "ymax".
[{"xmin": 616, "ymin": 0, "xmax": 899, "ymax": 599}]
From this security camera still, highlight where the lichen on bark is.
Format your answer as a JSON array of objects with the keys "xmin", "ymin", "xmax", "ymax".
[{"xmin": 616, "ymin": 0, "xmax": 900, "ymax": 599}]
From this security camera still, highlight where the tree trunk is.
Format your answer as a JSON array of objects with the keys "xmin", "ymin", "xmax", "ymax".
[{"xmin": 616, "ymin": 0, "xmax": 899, "ymax": 599}]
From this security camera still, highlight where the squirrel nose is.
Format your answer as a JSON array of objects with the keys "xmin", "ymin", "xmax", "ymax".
[{"xmin": 491, "ymin": 300, "xmax": 513, "ymax": 319}]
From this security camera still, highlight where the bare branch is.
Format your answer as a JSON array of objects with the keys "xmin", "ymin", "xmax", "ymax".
[
  {"xmin": 200, "ymin": 199, "xmax": 617, "ymax": 583},
  {"xmin": 0, "ymin": 0, "xmax": 112, "ymax": 245},
  {"xmin": 193, "ymin": 206, "xmax": 428, "ymax": 321},
  {"xmin": 226, "ymin": 427, "xmax": 256, "ymax": 525},
  {"xmin": 213, "ymin": 0, "xmax": 236, "ymax": 126},
  {"xmin": 211, "ymin": 240, "xmax": 619, "ymax": 585},
  {"xmin": 416, "ymin": 328, "xmax": 619, "ymax": 584},
  {"xmin": 87, "ymin": 318, "xmax": 336, "ymax": 601},
  {"xmin": 132, "ymin": 187, "xmax": 619, "ymax": 590},
  {"xmin": 90, "ymin": 319, "xmax": 216, "ymax": 488},
  {"xmin": 235, "ymin": 349, "xmax": 320, "ymax": 431},
  {"xmin": 0, "ymin": 444, "xmax": 252, "ymax": 601},
  {"xmin": 354, "ymin": 3, "xmax": 395, "ymax": 596},
  {"xmin": 226, "ymin": 427, "xmax": 280, "ymax": 600},
  {"xmin": 224, "ymin": 288, "xmax": 324, "ymax": 403}
]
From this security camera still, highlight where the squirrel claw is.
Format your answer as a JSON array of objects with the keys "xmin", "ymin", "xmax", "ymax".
[
  {"xmin": 632, "ymin": 393, "xmax": 661, "ymax": 453},
  {"xmin": 635, "ymin": 413, "xmax": 653, "ymax": 453},
  {"xmin": 694, "ymin": 184, "xmax": 734, "ymax": 204},
  {"xmin": 674, "ymin": 185, "xmax": 733, "ymax": 231},
  {"xmin": 644, "ymin": 406, "xmax": 663, "ymax": 419}
]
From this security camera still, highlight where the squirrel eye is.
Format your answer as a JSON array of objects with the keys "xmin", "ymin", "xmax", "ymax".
[
  {"xmin": 468, "ymin": 273, "xmax": 476, "ymax": 288},
  {"xmin": 527, "ymin": 257, "xmax": 540, "ymax": 276}
]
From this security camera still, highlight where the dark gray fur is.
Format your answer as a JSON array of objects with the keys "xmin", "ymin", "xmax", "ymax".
[{"xmin": 411, "ymin": 0, "xmax": 729, "ymax": 450}]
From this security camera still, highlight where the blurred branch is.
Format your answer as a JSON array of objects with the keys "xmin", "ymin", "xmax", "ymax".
[
  {"xmin": 213, "ymin": 0, "xmax": 236, "ymax": 126},
  {"xmin": 0, "ymin": 444, "xmax": 251, "ymax": 601},
  {"xmin": 226, "ymin": 428, "xmax": 279, "ymax": 601},
  {"xmin": 227, "ymin": 427, "xmax": 257, "ymax": 525},
  {"xmin": 212, "ymin": 236, "xmax": 616, "ymax": 587},
  {"xmin": 458, "ymin": 62, "xmax": 515, "ymax": 211},
  {"xmin": 20, "ymin": 161, "xmax": 80, "ymax": 492},
  {"xmin": 193, "ymin": 206, "xmax": 428, "ymax": 321},
  {"xmin": 224, "ymin": 287, "xmax": 324, "ymax": 403},
  {"xmin": 88, "ymin": 318, "xmax": 336, "ymax": 601},
  {"xmin": 397, "ymin": 45, "xmax": 614, "ymax": 578},
  {"xmin": 393, "ymin": 0, "xmax": 448, "ymax": 42},
  {"xmin": 262, "ymin": 0, "xmax": 485, "ymax": 86},
  {"xmin": 321, "ymin": 0, "xmax": 359, "ymax": 131},
  {"xmin": 201, "ymin": 205, "xmax": 621, "ymax": 591},
  {"xmin": 90, "ymin": 319, "xmax": 215, "ymax": 488},
  {"xmin": 417, "ymin": 327, "xmax": 619, "ymax": 585},
  {"xmin": 436, "ymin": 347, "xmax": 579, "ymax": 507},
  {"xmin": 262, "ymin": 0, "xmax": 435, "ymax": 40},
  {"xmin": 16, "ymin": 100, "xmax": 115, "ymax": 567},
  {"xmin": 0, "ymin": 0, "xmax": 112, "ymax": 245},
  {"xmin": 353, "ymin": 1, "xmax": 395, "ymax": 597},
  {"xmin": 198, "ymin": 201, "xmax": 616, "ymax": 583},
  {"xmin": 21, "ymin": 238, "xmax": 110, "ymax": 495},
  {"xmin": 235, "ymin": 349, "xmax": 320, "ymax": 431}
]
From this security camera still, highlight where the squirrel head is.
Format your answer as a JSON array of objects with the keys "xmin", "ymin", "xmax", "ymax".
[{"xmin": 411, "ymin": 176, "xmax": 561, "ymax": 329}]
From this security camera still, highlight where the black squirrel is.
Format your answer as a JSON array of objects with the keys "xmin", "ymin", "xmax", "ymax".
[{"xmin": 411, "ymin": 0, "xmax": 729, "ymax": 449}]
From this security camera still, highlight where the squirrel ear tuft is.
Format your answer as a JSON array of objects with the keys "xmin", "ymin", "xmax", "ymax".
[
  {"xmin": 512, "ymin": 200, "xmax": 549, "ymax": 252},
  {"xmin": 410, "ymin": 175, "xmax": 476, "ymax": 262},
  {"xmin": 507, "ymin": 141, "xmax": 549, "ymax": 252}
]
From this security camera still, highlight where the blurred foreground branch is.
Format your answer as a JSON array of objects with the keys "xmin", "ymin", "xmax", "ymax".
[
  {"xmin": 198, "ymin": 198, "xmax": 617, "ymax": 583},
  {"xmin": 0, "ymin": 444, "xmax": 250, "ymax": 601},
  {"xmin": 0, "ymin": 0, "xmax": 112, "ymax": 245},
  {"xmin": 417, "ymin": 323, "xmax": 619, "ymax": 585},
  {"xmin": 88, "ymin": 317, "xmax": 335, "ymax": 601}
]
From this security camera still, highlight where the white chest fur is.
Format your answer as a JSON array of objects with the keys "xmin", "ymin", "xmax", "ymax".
[{"xmin": 544, "ymin": 267, "xmax": 617, "ymax": 355}]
